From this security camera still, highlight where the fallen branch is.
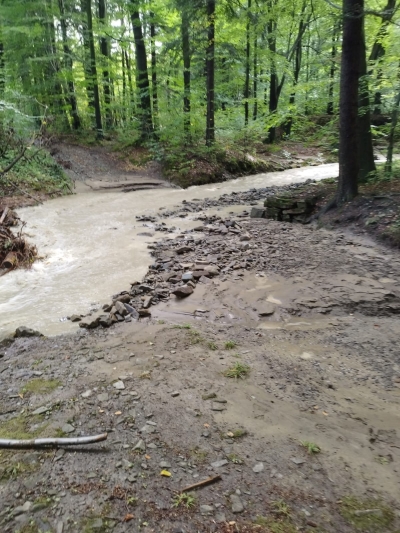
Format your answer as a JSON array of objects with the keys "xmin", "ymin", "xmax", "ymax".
[
  {"xmin": 0, "ymin": 433, "xmax": 108, "ymax": 448},
  {"xmin": 181, "ymin": 475, "xmax": 222, "ymax": 493},
  {"xmin": 0, "ymin": 207, "xmax": 9, "ymax": 225}
]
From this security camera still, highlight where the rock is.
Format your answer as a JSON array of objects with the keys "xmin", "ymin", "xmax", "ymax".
[
  {"xmin": 240, "ymin": 233, "xmax": 251, "ymax": 241},
  {"xmin": 124, "ymin": 303, "xmax": 139, "ymax": 318},
  {"xmin": 204, "ymin": 265, "xmax": 220, "ymax": 277},
  {"xmin": 69, "ymin": 315, "xmax": 81, "ymax": 322},
  {"xmin": 172, "ymin": 286, "xmax": 194, "ymax": 298},
  {"xmin": 230, "ymin": 493, "xmax": 244, "ymax": 513},
  {"xmin": 79, "ymin": 314, "xmax": 101, "ymax": 329},
  {"xmin": 215, "ymin": 512, "xmax": 226, "ymax": 523},
  {"xmin": 171, "ymin": 391, "xmax": 180, "ymax": 397},
  {"xmin": 182, "ymin": 272, "xmax": 193, "ymax": 281},
  {"xmin": 32, "ymin": 406, "xmax": 49, "ymax": 415},
  {"xmin": 211, "ymin": 459, "xmax": 229, "ymax": 468},
  {"xmin": 133, "ymin": 439, "xmax": 146, "ymax": 452},
  {"xmin": 13, "ymin": 501, "xmax": 32, "ymax": 515},
  {"xmin": 252, "ymin": 462, "xmax": 264, "ymax": 473},
  {"xmin": 62, "ymin": 423, "xmax": 75, "ymax": 434},
  {"xmin": 81, "ymin": 390, "xmax": 92, "ymax": 398},
  {"xmin": 138, "ymin": 309, "xmax": 151, "ymax": 317},
  {"xmin": 200, "ymin": 505, "xmax": 214, "ymax": 514},
  {"xmin": 250, "ymin": 207, "xmax": 265, "ymax": 219},
  {"xmin": 176, "ymin": 245, "xmax": 193, "ymax": 254},
  {"xmin": 258, "ymin": 303, "xmax": 276, "ymax": 316},
  {"xmin": 143, "ymin": 296, "xmax": 152, "ymax": 309},
  {"xmin": 113, "ymin": 294, "xmax": 131, "ymax": 304},
  {"xmin": 199, "ymin": 275, "xmax": 211, "ymax": 284},
  {"xmin": 56, "ymin": 522, "xmax": 64, "ymax": 533},
  {"xmin": 192, "ymin": 270, "xmax": 210, "ymax": 279},
  {"xmin": 291, "ymin": 457, "xmax": 305, "ymax": 465},
  {"xmin": 159, "ymin": 461, "xmax": 171, "ymax": 468},
  {"xmin": 98, "ymin": 315, "xmax": 112, "ymax": 328},
  {"xmin": 113, "ymin": 380, "xmax": 125, "ymax": 390},
  {"xmin": 14, "ymin": 326, "xmax": 43, "ymax": 338},
  {"xmin": 211, "ymin": 402, "xmax": 226, "ymax": 411},
  {"xmin": 97, "ymin": 393, "xmax": 109, "ymax": 402},
  {"xmin": 115, "ymin": 301, "xmax": 128, "ymax": 317}
]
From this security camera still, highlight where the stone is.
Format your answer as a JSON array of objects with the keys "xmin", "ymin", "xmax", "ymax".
[
  {"xmin": 14, "ymin": 326, "xmax": 43, "ymax": 338},
  {"xmin": 200, "ymin": 505, "xmax": 214, "ymax": 514},
  {"xmin": 199, "ymin": 276, "xmax": 212, "ymax": 284},
  {"xmin": 70, "ymin": 315, "xmax": 81, "ymax": 322},
  {"xmin": 291, "ymin": 457, "xmax": 305, "ymax": 465},
  {"xmin": 115, "ymin": 301, "xmax": 128, "ymax": 317},
  {"xmin": 97, "ymin": 393, "xmax": 109, "ymax": 402},
  {"xmin": 32, "ymin": 406, "xmax": 49, "ymax": 416},
  {"xmin": 62, "ymin": 423, "xmax": 75, "ymax": 434},
  {"xmin": 182, "ymin": 272, "xmax": 193, "ymax": 281},
  {"xmin": 250, "ymin": 207, "xmax": 265, "ymax": 219},
  {"xmin": 133, "ymin": 439, "xmax": 146, "ymax": 452},
  {"xmin": 252, "ymin": 462, "xmax": 264, "ymax": 473},
  {"xmin": 138, "ymin": 309, "xmax": 151, "ymax": 317},
  {"xmin": 211, "ymin": 402, "xmax": 226, "ymax": 411},
  {"xmin": 143, "ymin": 297, "xmax": 152, "ymax": 309},
  {"xmin": 113, "ymin": 380, "xmax": 125, "ymax": 390},
  {"xmin": 258, "ymin": 303, "xmax": 276, "ymax": 316},
  {"xmin": 124, "ymin": 303, "xmax": 139, "ymax": 318},
  {"xmin": 176, "ymin": 246, "xmax": 193, "ymax": 254},
  {"xmin": 13, "ymin": 501, "xmax": 32, "ymax": 515},
  {"xmin": 215, "ymin": 512, "xmax": 226, "ymax": 523},
  {"xmin": 204, "ymin": 265, "xmax": 219, "ymax": 277},
  {"xmin": 211, "ymin": 459, "xmax": 229, "ymax": 468},
  {"xmin": 159, "ymin": 461, "xmax": 171, "ymax": 468},
  {"xmin": 171, "ymin": 391, "xmax": 180, "ymax": 397},
  {"xmin": 81, "ymin": 390, "xmax": 92, "ymax": 398},
  {"xmin": 113, "ymin": 294, "xmax": 131, "ymax": 304},
  {"xmin": 172, "ymin": 286, "xmax": 193, "ymax": 298},
  {"xmin": 230, "ymin": 493, "xmax": 244, "ymax": 513},
  {"xmin": 79, "ymin": 314, "xmax": 101, "ymax": 329}
]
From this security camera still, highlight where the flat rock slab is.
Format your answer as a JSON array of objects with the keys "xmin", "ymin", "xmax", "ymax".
[{"xmin": 230, "ymin": 493, "xmax": 244, "ymax": 513}]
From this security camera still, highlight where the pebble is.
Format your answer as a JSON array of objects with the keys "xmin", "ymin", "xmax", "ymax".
[
  {"xmin": 291, "ymin": 457, "xmax": 305, "ymax": 465},
  {"xmin": 113, "ymin": 380, "xmax": 125, "ymax": 390},
  {"xmin": 81, "ymin": 390, "xmax": 92, "ymax": 398},
  {"xmin": 97, "ymin": 393, "xmax": 109, "ymax": 402},
  {"xmin": 32, "ymin": 406, "xmax": 49, "ymax": 416},
  {"xmin": 252, "ymin": 462, "xmax": 264, "ymax": 473},
  {"xmin": 211, "ymin": 459, "xmax": 229, "ymax": 468},
  {"xmin": 133, "ymin": 439, "xmax": 146, "ymax": 452},
  {"xmin": 13, "ymin": 501, "xmax": 32, "ymax": 515},
  {"xmin": 61, "ymin": 423, "xmax": 75, "ymax": 434},
  {"xmin": 230, "ymin": 493, "xmax": 244, "ymax": 513},
  {"xmin": 171, "ymin": 391, "xmax": 180, "ymax": 397},
  {"xmin": 200, "ymin": 505, "xmax": 214, "ymax": 514}
]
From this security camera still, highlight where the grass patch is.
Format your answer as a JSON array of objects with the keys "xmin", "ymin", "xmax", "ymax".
[
  {"xmin": 173, "ymin": 492, "xmax": 196, "ymax": 509},
  {"xmin": 254, "ymin": 516, "xmax": 298, "ymax": 533},
  {"xmin": 173, "ymin": 323, "xmax": 192, "ymax": 329},
  {"xmin": 0, "ymin": 413, "xmax": 46, "ymax": 440},
  {"xmin": 207, "ymin": 341, "xmax": 218, "ymax": 350},
  {"xmin": 0, "ymin": 459, "xmax": 37, "ymax": 481},
  {"xmin": 16, "ymin": 522, "xmax": 41, "ymax": 533},
  {"xmin": 224, "ymin": 362, "xmax": 250, "ymax": 379},
  {"xmin": 190, "ymin": 447, "xmax": 209, "ymax": 463},
  {"xmin": 340, "ymin": 496, "xmax": 395, "ymax": 531},
  {"xmin": 20, "ymin": 378, "xmax": 61, "ymax": 396},
  {"xmin": 188, "ymin": 329, "xmax": 204, "ymax": 345},
  {"xmin": 225, "ymin": 340, "xmax": 237, "ymax": 350},
  {"xmin": 228, "ymin": 453, "xmax": 244, "ymax": 464},
  {"xmin": 271, "ymin": 500, "xmax": 292, "ymax": 519},
  {"xmin": 300, "ymin": 441, "xmax": 321, "ymax": 454}
]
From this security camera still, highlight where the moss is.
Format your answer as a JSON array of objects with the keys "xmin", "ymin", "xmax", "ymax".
[
  {"xmin": 254, "ymin": 516, "xmax": 298, "ymax": 533},
  {"xmin": 20, "ymin": 378, "xmax": 61, "ymax": 395},
  {"xmin": 16, "ymin": 522, "xmax": 41, "ymax": 533},
  {"xmin": 340, "ymin": 496, "xmax": 395, "ymax": 532},
  {"xmin": 0, "ymin": 413, "xmax": 46, "ymax": 439}
]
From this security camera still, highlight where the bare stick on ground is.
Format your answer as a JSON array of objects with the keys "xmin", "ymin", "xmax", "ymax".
[
  {"xmin": 181, "ymin": 475, "xmax": 222, "ymax": 493},
  {"xmin": 0, "ymin": 433, "xmax": 108, "ymax": 449}
]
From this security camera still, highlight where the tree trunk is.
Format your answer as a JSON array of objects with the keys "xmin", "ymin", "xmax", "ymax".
[
  {"xmin": 368, "ymin": 0, "xmax": 396, "ymax": 114},
  {"xmin": 0, "ymin": 41, "xmax": 4, "ymax": 98},
  {"xmin": 124, "ymin": 50, "xmax": 135, "ymax": 113},
  {"xmin": 285, "ymin": 9, "xmax": 305, "ymax": 137},
  {"xmin": 267, "ymin": 12, "xmax": 278, "ymax": 143},
  {"xmin": 337, "ymin": 0, "xmax": 363, "ymax": 204},
  {"xmin": 206, "ymin": 0, "xmax": 215, "ymax": 146},
  {"xmin": 253, "ymin": 35, "xmax": 258, "ymax": 121},
  {"xmin": 244, "ymin": 0, "xmax": 251, "ymax": 126},
  {"xmin": 385, "ymin": 64, "xmax": 400, "ymax": 173},
  {"xmin": 150, "ymin": 12, "xmax": 158, "ymax": 130},
  {"xmin": 357, "ymin": 22, "xmax": 376, "ymax": 183},
  {"xmin": 85, "ymin": 0, "xmax": 103, "ymax": 137},
  {"xmin": 58, "ymin": 0, "xmax": 81, "ymax": 130},
  {"xmin": 327, "ymin": 20, "xmax": 339, "ymax": 115},
  {"xmin": 130, "ymin": 2, "xmax": 153, "ymax": 140},
  {"xmin": 80, "ymin": 0, "xmax": 95, "ymax": 114},
  {"xmin": 98, "ymin": 0, "xmax": 112, "ymax": 129},
  {"xmin": 181, "ymin": 5, "xmax": 191, "ymax": 135}
]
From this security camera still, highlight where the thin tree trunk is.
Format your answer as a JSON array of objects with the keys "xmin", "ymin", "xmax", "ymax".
[
  {"xmin": 58, "ymin": 0, "xmax": 81, "ymax": 130},
  {"xmin": 253, "ymin": 35, "xmax": 258, "ymax": 120},
  {"xmin": 244, "ymin": 0, "xmax": 251, "ymax": 126},
  {"xmin": 327, "ymin": 20, "xmax": 339, "ymax": 115},
  {"xmin": 181, "ymin": 6, "xmax": 191, "ymax": 135},
  {"xmin": 285, "ymin": 7, "xmax": 305, "ymax": 137},
  {"xmin": 150, "ymin": 12, "xmax": 158, "ymax": 130},
  {"xmin": 357, "ymin": 22, "xmax": 376, "ymax": 183},
  {"xmin": 124, "ymin": 50, "xmax": 135, "ymax": 113},
  {"xmin": 98, "ymin": 0, "xmax": 112, "ymax": 129},
  {"xmin": 0, "ymin": 41, "xmax": 4, "ymax": 98},
  {"xmin": 80, "ymin": 0, "xmax": 95, "ymax": 114},
  {"xmin": 206, "ymin": 0, "xmax": 215, "ymax": 146},
  {"xmin": 85, "ymin": 0, "xmax": 103, "ymax": 137},
  {"xmin": 337, "ymin": 0, "xmax": 363, "ymax": 204},
  {"xmin": 121, "ymin": 47, "xmax": 127, "ymax": 123},
  {"xmin": 385, "ymin": 64, "xmax": 400, "ymax": 173},
  {"xmin": 267, "ymin": 9, "xmax": 278, "ymax": 143},
  {"xmin": 130, "ymin": 2, "xmax": 153, "ymax": 140}
]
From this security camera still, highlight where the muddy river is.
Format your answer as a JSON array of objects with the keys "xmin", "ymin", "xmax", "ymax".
[{"xmin": 0, "ymin": 163, "xmax": 339, "ymax": 339}]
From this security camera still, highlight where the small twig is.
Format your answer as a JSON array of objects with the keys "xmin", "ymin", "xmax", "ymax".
[
  {"xmin": 181, "ymin": 475, "xmax": 222, "ymax": 493},
  {"xmin": 0, "ymin": 207, "xmax": 9, "ymax": 225},
  {"xmin": 0, "ymin": 433, "xmax": 108, "ymax": 448}
]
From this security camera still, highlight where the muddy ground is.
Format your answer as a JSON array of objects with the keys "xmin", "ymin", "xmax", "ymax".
[{"xmin": 1, "ymin": 192, "xmax": 400, "ymax": 533}]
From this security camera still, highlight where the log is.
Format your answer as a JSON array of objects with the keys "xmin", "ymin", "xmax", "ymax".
[
  {"xmin": 0, "ymin": 433, "xmax": 108, "ymax": 448},
  {"xmin": 180, "ymin": 474, "xmax": 222, "ymax": 493},
  {"xmin": 0, "ymin": 206, "xmax": 9, "ymax": 225},
  {"xmin": 2, "ymin": 251, "xmax": 18, "ymax": 269}
]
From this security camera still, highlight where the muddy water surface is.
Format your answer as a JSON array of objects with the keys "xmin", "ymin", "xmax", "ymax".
[{"xmin": 0, "ymin": 163, "xmax": 339, "ymax": 338}]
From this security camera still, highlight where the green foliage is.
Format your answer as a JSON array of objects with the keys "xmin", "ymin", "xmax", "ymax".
[
  {"xmin": 300, "ymin": 441, "xmax": 321, "ymax": 454},
  {"xmin": 173, "ymin": 492, "xmax": 196, "ymax": 509},
  {"xmin": 340, "ymin": 496, "xmax": 395, "ymax": 531},
  {"xmin": 224, "ymin": 340, "xmax": 237, "ymax": 350},
  {"xmin": 224, "ymin": 362, "xmax": 250, "ymax": 379}
]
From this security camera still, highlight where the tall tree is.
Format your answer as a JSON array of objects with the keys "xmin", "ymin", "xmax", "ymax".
[
  {"xmin": 337, "ymin": 0, "xmax": 363, "ymax": 204},
  {"xmin": 181, "ymin": 4, "xmax": 191, "ymax": 136},
  {"xmin": 130, "ymin": 1, "xmax": 153, "ymax": 139},
  {"xmin": 98, "ymin": 0, "xmax": 113, "ymax": 129},
  {"xmin": 205, "ymin": 0, "xmax": 215, "ymax": 146},
  {"xmin": 150, "ymin": 10, "xmax": 158, "ymax": 130},
  {"xmin": 244, "ymin": 0, "xmax": 251, "ymax": 126},
  {"xmin": 84, "ymin": 0, "xmax": 103, "ymax": 136}
]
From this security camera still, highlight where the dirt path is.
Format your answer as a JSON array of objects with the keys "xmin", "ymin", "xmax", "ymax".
[{"xmin": 1, "ymin": 195, "xmax": 400, "ymax": 532}]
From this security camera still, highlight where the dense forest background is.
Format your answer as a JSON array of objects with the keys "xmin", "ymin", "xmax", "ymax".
[{"xmin": 0, "ymin": 0, "xmax": 399, "ymax": 192}]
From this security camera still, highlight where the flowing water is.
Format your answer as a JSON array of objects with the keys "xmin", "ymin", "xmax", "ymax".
[{"xmin": 0, "ymin": 163, "xmax": 339, "ymax": 339}]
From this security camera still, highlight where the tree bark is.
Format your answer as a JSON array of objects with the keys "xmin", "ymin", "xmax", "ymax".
[
  {"xmin": 150, "ymin": 12, "xmax": 158, "ymax": 130},
  {"xmin": 58, "ymin": 0, "xmax": 82, "ymax": 130},
  {"xmin": 244, "ymin": 0, "xmax": 251, "ymax": 126},
  {"xmin": 85, "ymin": 0, "xmax": 103, "ymax": 137},
  {"xmin": 98, "ymin": 0, "xmax": 113, "ymax": 129},
  {"xmin": 337, "ymin": 0, "xmax": 363, "ymax": 204},
  {"xmin": 327, "ymin": 20, "xmax": 339, "ymax": 115},
  {"xmin": 80, "ymin": 0, "xmax": 95, "ymax": 114},
  {"xmin": 253, "ymin": 35, "xmax": 258, "ymax": 121},
  {"xmin": 0, "ymin": 41, "xmax": 4, "ymax": 99},
  {"xmin": 357, "ymin": 22, "xmax": 376, "ymax": 183},
  {"xmin": 130, "ymin": 2, "xmax": 153, "ymax": 140},
  {"xmin": 385, "ymin": 64, "xmax": 400, "ymax": 173},
  {"xmin": 267, "ymin": 4, "xmax": 278, "ymax": 143},
  {"xmin": 181, "ymin": 5, "xmax": 191, "ymax": 135},
  {"xmin": 206, "ymin": 0, "xmax": 215, "ymax": 146}
]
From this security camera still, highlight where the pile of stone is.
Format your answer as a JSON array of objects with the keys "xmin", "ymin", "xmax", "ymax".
[{"xmin": 250, "ymin": 194, "xmax": 318, "ymax": 223}]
